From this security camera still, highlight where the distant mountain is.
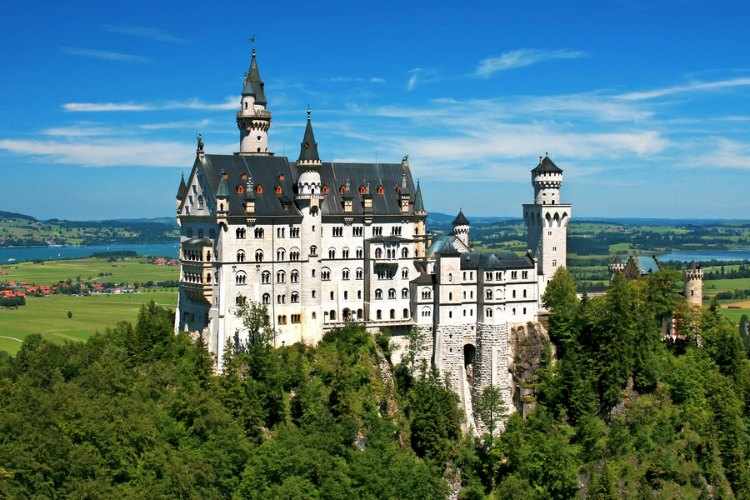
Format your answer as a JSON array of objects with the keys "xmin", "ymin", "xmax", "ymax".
[{"xmin": 0, "ymin": 210, "xmax": 36, "ymax": 222}]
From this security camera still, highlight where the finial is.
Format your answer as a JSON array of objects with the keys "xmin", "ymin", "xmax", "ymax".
[{"xmin": 306, "ymin": 105, "xmax": 311, "ymax": 121}]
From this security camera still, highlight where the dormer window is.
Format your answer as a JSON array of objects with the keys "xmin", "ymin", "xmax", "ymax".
[
  {"xmin": 377, "ymin": 185, "xmax": 384, "ymax": 195},
  {"xmin": 274, "ymin": 185, "xmax": 282, "ymax": 195},
  {"xmin": 358, "ymin": 185, "xmax": 367, "ymax": 194},
  {"xmin": 235, "ymin": 185, "xmax": 245, "ymax": 194},
  {"xmin": 255, "ymin": 184, "xmax": 264, "ymax": 194},
  {"xmin": 322, "ymin": 184, "xmax": 330, "ymax": 194}
]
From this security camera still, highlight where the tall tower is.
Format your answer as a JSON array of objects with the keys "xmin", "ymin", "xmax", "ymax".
[
  {"xmin": 414, "ymin": 181, "xmax": 427, "ymax": 258},
  {"xmin": 237, "ymin": 48, "xmax": 272, "ymax": 155},
  {"xmin": 523, "ymin": 155, "xmax": 572, "ymax": 298},
  {"xmin": 452, "ymin": 210, "xmax": 470, "ymax": 251},
  {"xmin": 684, "ymin": 262, "xmax": 703, "ymax": 308}
]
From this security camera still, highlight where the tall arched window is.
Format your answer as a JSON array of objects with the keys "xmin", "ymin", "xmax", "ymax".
[
  {"xmin": 198, "ymin": 195, "xmax": 204, "ymax": 209},
  {"xmin": 309, "ymin": 245, "xmax": 318, "ymax": 257},
  {"xmin": 342, "ymin": 247, "xmax": 350, "ymax": 259},
  {"xmin": 276, "ymin": 271, "xmax": 285, "ymax": 283},
  {"xmin": 401, "ymin": 288, "xmax": 408, "ymax": 299},
  {"xmin": 235, "ymin": 272, "xmax": 247, "ymax": 285},
  {"xmin": 401, "ymin": 268, "xmax": 408, "ymax": 279},
  {"xmin": 277, "ymin": 248, "xmax": 285, "ymax": 261},
  {"xmin": 375, "ymin": 289, "xmax": 383, "ymax": 300},
  {"xmin": 342, "ymin": 268, "xmax": 350, "ymax": 280},
  {"xmin": 486, "ymin": 289, "xmax": 493, "ymax": 300},
  {"xmin": 377, "ymin": 309, "xmax": 382, "ymax": 320},
  {"xmin": 236, "ymin": 228, "xmax": 246, "ymax": 239},
  {"xmin": 388, "ymin": 288, "xmax": 396, "ymax": 299},
  {"xmin": 356, "ymin": 268, "xmax": 363, "ymax": 280},
  {"xmin": 403, "ymin": 308, "xmax": 409, "ymax": 318},
  {"xmin": 237, "ymin": 250, "xmax": 245, "ymax": 262},
  {"xmin": 291, "ymin": 270, "xmax": 299, "ymax": 283},
  {"xmin": 262, "ymin": 293, "xmax": 270, "ymax": 305},
  {"xmin": 261, "ymin": 271, "xmax": 271, "ymax": 284},
  {"xmin": 321, "ymin": 268, "xmax": 331, "ymax": 280},
  {"xmin": 375, "ymin": 248, "xmax": 383, "ymax": 259},
  {"xmin": 356, "ymin": 248, "xmax": 363, "ymax": 258},
  {"xmin": 290, "ymin": 249, "xmax": 300, "ymax": 261},
  {"xmin": 255, "ymin": 250, "xmax": 263, "ymax": 262},
  {"xmin": 254, "ymin": 227, "xmax": 264, "ymax": 239},
  {"xmin": 390, "ymin": 309, "xmax": 395, "ymax": 319},
  {"xmin": 291, "ymin": 291, "xmax": 299, "ymax": 303},
  {"xmin": 328, "ymin": 248, "xmax": 336, "ymax": 259},
  {"xmin": 401, "ymin": 247, "xmax": 408, "ymax": 258}
]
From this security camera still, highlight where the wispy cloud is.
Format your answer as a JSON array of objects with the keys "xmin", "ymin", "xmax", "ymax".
[
  {"xmin": 405, "ymin": 68, "xmax": 440, "ymax": 91},
  {"xmin": 617, "ymin": 77, "xmax": 750, "ymax": 101},
  {"xmin": 42, "ymin": 126, "xmax": 116, "ymax": 137},
  {"xmin": 63, "ymin": 97, "xmax": 238, "ymax": 112},
  {"xmin": 326, "ymin": 76, "xmax": 386, "ymax": 84},
  {"xmin": 61, "ymin": 47, "xmax": 150, "ymax": 63},
  {"xmin": 475, "ymin": 49, "xmax": 586, "ymax": 77},
  {"xmin": 689, "ymin": 138, "xmax": 750, "ymax": 169},
  {"xmin": 407, "ymin": 68, "xmax": 422, "ymax": 91},
  {"xmin": 138, "ymin": 119, "xmax": 212, "ymax": 131},
  {"xmin": 102, "ymin": 24, "xmax": 186, "ymax": 44}
]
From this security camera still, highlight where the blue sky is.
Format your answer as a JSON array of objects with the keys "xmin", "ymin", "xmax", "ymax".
[{"xmin": 1, "ymin": 0, "xmax": 749, "ymax": 220}]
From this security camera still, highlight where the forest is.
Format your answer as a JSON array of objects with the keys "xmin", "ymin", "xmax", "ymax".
[{"xmin": 1, "ymin": 268, "xmax": 749, "ymax": 498}]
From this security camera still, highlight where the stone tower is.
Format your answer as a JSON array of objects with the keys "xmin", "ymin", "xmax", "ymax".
[
  {"xmin": 684, "ymin": 262, "xmax": 703, "ymax": 308},
  {"xmin": 523, "ymin": 155, "xmax": 572, "ymax": 298},
  {"xmin": 608, "ymin": 255, "xmax": 625, "ymax": 279},
  {"xmin": 237, "ymin": 48, "xmax": 272, "ymax": 155},
  {"xmin": 452, "ymin": 210, "xmax": 470, "ymax": 250},
  {"xmin": 414, "ymin": 181, "xmax": 427, "ymax": 258}
]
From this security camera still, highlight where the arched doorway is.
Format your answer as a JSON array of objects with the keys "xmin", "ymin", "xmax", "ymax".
[
  {"xmin": 463, "ymin": 344, "xmax": 476, "ymax": 385},
  {"xmin": 343, "ymin": 308, "xmax": 352, "ymax": 321}
]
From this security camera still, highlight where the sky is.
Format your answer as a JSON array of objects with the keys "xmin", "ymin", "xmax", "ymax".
[{"xmin": 0, "ymin": 0, "xmax": 749, "ymax": 220}]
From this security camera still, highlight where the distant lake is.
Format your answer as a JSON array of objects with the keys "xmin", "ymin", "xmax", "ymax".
[
  {"xmin": 659, "ymin": 250, "xmax": 750, "ymax": 263},
  {"xmin": 0, "ymin": 243, "xmax": 178, "ymax": 264}
]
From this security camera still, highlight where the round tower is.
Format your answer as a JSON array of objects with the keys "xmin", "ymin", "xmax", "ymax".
[
  {"xmin": 296, "ymin": 109, "xmax": 322, "ymax": 199},
  {"xmin": 532, "ymin": 154, "xmax": 563, "ymax": 205},
  {"xmin": 452, "ymin": 210, "xmax": 470, "ymax": 250},
  {"xmin": 237, "ymin": 48, "xmax": 272, "ymax": 155},
  {"xmin": 684, "ymin": 262, "xmax": 703, "ymax": 308},
  {"xmin": 608, "ymin": 255, "xmax": 625, "ymax": 279}
]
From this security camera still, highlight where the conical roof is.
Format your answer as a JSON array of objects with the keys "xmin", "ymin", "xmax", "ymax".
[
  {"xmin": 532, "ymin": 155, "xmax": 563, "ymax": 175},
  {"xmin": 298, "ymin": 113, "xmax": 320, "ymax": 163},
  {"xmin": 176, "ymin": 174, "xmax": 188, "ymax": 201},
  {"xmin": 452, "ymin": 210, "xmax": 470, "ymax": 227},
  {"xmin": 242, "ymin": 49, "xmax": 267, "ymax": 105},
  {"xmin": 414, "ymin": 181, "xmax": 425, "ymax": 212}
]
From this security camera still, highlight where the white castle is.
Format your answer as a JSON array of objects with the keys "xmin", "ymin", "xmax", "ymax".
[{"xmin": 175, "ymin": 49, "xmax": 571, "ymax": 424}]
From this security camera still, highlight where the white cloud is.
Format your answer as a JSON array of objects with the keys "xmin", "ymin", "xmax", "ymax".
[
  {"xmin": 617, "ymin": 77, "xmax": 750, "ymax": 101},
  {"xmin": 689, "ymin": 138, "xmax": 750, "ymax": 169},
  {"xmin": 326, "ymin": 76, "xmax": 386, "ymax": 84},
  {"xmin": 475, "ymin": 49, "xmax": 586, "ymax": 77},
  {"xmin": 0, "ymin": 138, "xmax": 235, "ymax": 168},
  {"xmin": 138, "ymin": 119, "xmax": 212, "ymax": 130},
  {"xmin": 60, "ymin": 47, "xmax": 150, "ymax": 63},
  {"xmin": 42, "ymin": 126, "xmax": 116, "ymax": 137},
  {"xmin": 62, "ymin": 96, "xmax": 238, "ymax": 112},
  {"xmin": 102, "ymin": 24, "xmax": 186, "ymax": 44},
  {"xmin": 407, "ymin": 68, "xmax": 422, "ymax": 91}
]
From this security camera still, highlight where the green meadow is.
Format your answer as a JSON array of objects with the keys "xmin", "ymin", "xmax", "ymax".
[{"xmin": 0, "ymin": 257, "xmax": 178, "ymax": 285}]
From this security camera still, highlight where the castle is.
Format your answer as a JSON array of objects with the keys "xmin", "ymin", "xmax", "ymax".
[{"xmin": 175, "ymin": 49, "xmax": 571, "ymax": 427}]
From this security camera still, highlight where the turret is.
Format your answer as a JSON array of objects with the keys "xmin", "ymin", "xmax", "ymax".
[
  {"xmin": 684, "ymin": 262, "xmax": 703, "ymax": 308},
  {"xmin": 608, "ymin": 255, "xmax": 625, "ymax": 279},
  {"xmin": 176, "ymin": 173, "xmax": 188, "ymax": 211},
  {"xmin": 414, "ymin": 180, "xmax": 427, "ymax": 258},
  {"xmin": 399, "ymin": 155, "xmax": 411, "ymax": 214},
  {"xmin": 532, "ymin": 154, "xmax": 563, "ymax": 205},
  {"xmin": 452, "ymin": 210, "xmax": 470, "ymax": 250},
  {"xmin": 296, "ymin": 109, "xmax": 322, "ymax": 200},
  {"xmin": 237, "ymin": 48, "xmax": 272, "ymax": 155}
]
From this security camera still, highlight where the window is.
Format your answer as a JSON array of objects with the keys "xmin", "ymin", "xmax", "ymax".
[
  {"xmin": 197, "ymin": 195, "xmax": 204, "ymax": 208},
  {"xmin": 486, "ymin": 308, "xmax": 493, "ymax": 317},
  {"xmin": 342, "ymin": 268, "xmax": 350, "ymax": 280},
  {"xmin": 356, "ymin": 268, "xmax": 363, "ymax": 280},
  {"xmin": 198, "ymin": 229, "xmax": 204, "ymax": 239},
  {"xmin": 486, "ymin": 289, "xmax": 493, "ymax": 300},
  {"xmin": 522, "ymin": 271, "xmax": 528, "ymax": 279},
  {"xmin": 353, "ymin": 226, "xmax": 363, "ymax": 237},
  {"xmin": 356, "ymin": 248, "xmax": 363, "ymax": 259},
  {"xmin": 463, "ymin": 291, "xmax": 466, "ymax": 300},
  {"xmin": 388, "ymin": 288, "xmax": 396, "ymax": 299},
  {"xmin": 357, "ymin": 290, "xmax": 362, "ymax": 299},
  {"xmin": 330, "ymin": 310, "xmax": 336, "ymax": 321},
  {"xmin": 310, "ymin": 206, "xmax": 319, "ymax": 216},
  {"xmin": 390, "ymin": 309, "xmax": 395, "ymax": 319},
  {"xmin": 449, "ymin": 292, "xmax": 453, "ymax": 301},
  {"xmin": 262, "ymin": 293, "xmax": 270, "ymax": 305},
  {"xmin": 290, "ymin": 250, "xmax": 300, "ymax": 261},
  {"xmin": 357, "ymin": 309, "xmax": 363, "ymax": 319},
  {"xmin": 277, "ymin": 227, "xmax": 285, "ymax": 238},
  {"xmin": 291, "ymin": 314, "xmax": 301, "ymax": 324},
  {"xmin": 309, "ymin": 245, "xmax": 318, "ymax": 257},
  {"xmin": 255, "ymin": 250, "xmax": 263, "ymax": 262},
  {"xmin": 448, "ymin": 273, "xmax": 453, "ymax": 282},
  {"xmin": 421, "ymin": 308, "xmax": 431, "ymax": 318},
  {"xmin": 375, "ymin": 289, "xmax": 383, "ymax": 300},
  {"xmin": 342, "ymin": 248, "xmax": 350, "ymax": 259},
  {"xmin": 523, "ymin": 307, "xmax": 527, "ymax": 315},
  {"xmin": 552, "ymin": 260, "xmax": 557, "ymax": 267},
  {"xmin": 449, "ymin": 311, "xmax": 453, "ymax": 318},
  {"xmin": 291, "ymin": 270, "xmax": 299, "ymax": 283},
  {"xmin": 512, "ymin": 290, "xmax": 516, "ymax": 298},
  {"xmin": 391, "ymin": 226, "xmax": 402, "ymax": 236},
  {"xmin": 401, "ymin": 288, "xmax": 408, "ymax": 299},
  {"xmin": 237, "ymin": 250, "xmax": 245, "ymax": 262},
  {"xmin": 386, "ymin": 248, "xmax": 395, "ymax": 259},
  {"xmin": 277, "ymin": 248, "xmax": 286, "ymax": 261},
  {"xmin": 235, "ymin": 295, "xmax": 246, "ymax": 306},
  {"xmin": 330, "ymin": 291, "xmax": 334, "ymax": 300},
  {"xmin": 277, "ymin": 294, "xmax": 286, "ymax": 304},
  {"xmin": 290, "ymin": 227, "xmax": 300, "ymax": 238},
  {"xmin": 277, "ymin": 271, "xmax": 285, "ymax": 283},
  {"xmin": 422, "ymin": 289, "xmax": 432, "ymax": 300},
  {"xmin": 321, "ymin": 268, "xmax": 331, "ymax": 280},
  {"xmin": 377, "ymin": 310, "xmax": 382, "ymax": 320},
  {"xmin": 236, "ymin": 228, "xmax": 246, "ymax": 239},
  {"xmin": 511, "ymin": 271, "xmax": 518, "ymax": 279},
  {"xmin": 333, "ymin": 227, "xmax": 343, "ymax": 237},
  {"xmin": 523, "ymin": 289, "xmax": 527, "ymax": 298},
  {"xmin": 495, "ymin": 272, "xmax": 502, "ymax": 281},
  {"xmin": 485, "ymin": 272, "xmax": 493, "ymax": 281},
  {"xmin": 261, "ymin": 271, "xmax": 271, "ymax": 284},
  {"xmin": 401, "ymin": 247, "xmax": 408, "ymax": 258},
  {"xmin": 328, "ymin": 248, "xmax": 336, "ymax": 259},
  {"xmin": 278, "ymin": 315, "xmax": 287, "ymax": 325},
  {"xmin": 402, "ymin": 268, "xmax": 409, "ymax": 279},
  {"xmin": 235, "ymin": 272, "xmax": 247, "ymax": 285},
  {"xmin": 254, "ymin": 228, "xmax": 264, "ymax": 239},
  {"xmin": 291, "ymin": 291, "xmax": 299, "ymax": 303},
  {"xmin": 375, "ymin": 248, "xmax": 383, "ymax": 259},
  {"xmin": 373, "ymin": 226, "xmax": 383, "ymax": 237}
]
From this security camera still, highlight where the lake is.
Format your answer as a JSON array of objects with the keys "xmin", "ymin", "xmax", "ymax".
[
  {"xmin": 0, "ymin": 243, "xmax": 179, "ymax": 263},
  {"xmin": 658, "ymin": 250, "xmax": 750, "ymax": 263}
]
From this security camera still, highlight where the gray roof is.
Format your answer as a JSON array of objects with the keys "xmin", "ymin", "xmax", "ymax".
[
  {"xmin": 298, "ymin": 116, "xmax": 320, "ymax": 163},
  {"xmin": 452, "ymin": 210, "xmax": 470, "ymax": 227},
  {"xmin": 411, "ymin": 272, "xmax": 436, "ymax": 286},
  {"xmin": 414, "ymin": 181, "xmax": 425, "ymax": 212},
  {"xmin": 532, "ymin": 155, "xmax": 563, "ymax": 175},
  {"xmin": 176, "ymin": 174, "xmax": 188, "ymax": 200},
  {"xmin": 242, "ymin": 50, "xmax": 267, "ymax": 105},
  {"xmin": 459, "ymin": 252, "xmax": 534, "ymax": 271}
]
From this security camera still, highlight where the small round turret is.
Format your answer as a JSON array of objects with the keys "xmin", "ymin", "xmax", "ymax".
[
  {"xmin": 532, "ymin": 154, "xmax": 563, "ymax": 205},
  {"xmin": 452, "ymin": 210, "xmax": 470, "ymax": 249},
  {"xmin": 608, "ymin": 256, "xmax": 625, "ymax": 279},
  {"xmin": 684, "ymin": 262, "xmax": 703, "ymax": 308}
]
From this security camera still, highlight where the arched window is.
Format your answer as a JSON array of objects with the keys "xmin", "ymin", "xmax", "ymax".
[
  {"xmin": 421, "ymin": 307, "xmax": 431, "ymax": 318},
  {"xmin": 389, "ymin": 309, "xmax": 395, "ymax": 319},
  {"xmin": 401, "ymin": 268, "xmax": 408, "ymax": 279},
  {"xmin": 356, "ymin": 247, "xmax": 363, "ymax": 258},
  {"xmin": 237, "ymin": 250, "xmax": 245, "ymax": 262},
  {"xmin": 254, "ymin": 227, "xmax": 264, "ymax": 239},
  {"xmin": 403, "ymin": 308, "xmax": 409, "ymax": 318},
  {"xmin": 357, "ymin": 309, "xmax": 363, "ymax": 319},
  {"xmin": 235, "ymin": 272, "xmax": 247, "ymax": 285},
  {"xmin": 255, "ymin": 250, "xmax": 263, "ymax": 262},
  {"xmin": 236, "ymin": 228, "xmax": 246, "ymax": 239},
  {"xmin": 375, "ymin": 289, "xmax": 383, "ymax": 300},
  {"xmin": 321, "ymin": 268, "xmax": 331, "ymax": 281},
  {"xmin": 449, "ymin": 292, "xmax": 453, "ymax": 301},
  {"xmin": 448, "ymin": 273, "xmax": 453, "ymax": 282},
  {"xmin": 377, "ymin": 309, "xmax": 382, "ymax": 320},
  {"xmin": 206, "ymin": 272, "xmax": 212, "ymax": 283},
  {"xmin": 486, "ymin": 289, "xmax": 493, "ymax": 300},
  {"xmin": 276, "ymin": 271, "xmax": 285, "ymax": 283},
  {"xmin": 375, "ymin": 248, "xmax": 383, "ymax": 259},
  {"xmin": 328, "ymin": 248, "xmax": 336, "ymax": 259},
  {"xmin": 401, "ymin": 247, "xmax": 408, "ymax": 258},
  {"xmin": 401, "ymin": 288, "xmax": 408, "ymax": 299},
  {"xmin": 342, "ymin": 247, "xmax": 350, "ymax": 259},
  {"xmin": 235, "ymin": 295, "xmax": 246, "ymax": 306},
  {"xmin": 198, "ymin": 195, "xmax": 204, "ymax": 209},
  {"xmin": 277, "ymin": 248, "xmax": 285, "ymax": 261},
  {"xmin": 291, "ymin": 291, "xmax": 299, "ymax": 303},
  {"xmin": 388, "ymin": 288, "xmax": 396, "ymax": 299},
  {"xmin": 309, "ymin": 245, "xmax": 318, "ymax": 257},
  {"xmin": 291, "ymin": 270, "xmax": 299, "ymax": 283},
  {"xmin": 261, "ymin": 271, "xmax": 271, "ymax": 284},
  {"xmin": 310, "ymin": 206, "xmax": 319, "ymax": 216},
  {"xmin": 290, "ymin": 249, "xmax": 300, "ymax": 261},
  {"xmin": 262, "ymin": 294, "xmax": 270, "ymax": 305},
  {"xmin": 342, "ymin": 268, "xmax": 350, "ymax": 280},
  {"xmin": 356, "ymin": 268, "xmax": 363, "ymax": 280},
  {"xmin": 329, "ymin": 310, "xmax": 336, "ymax": 321},
  {"xmin": 422, "ymin": 289, "xmax": 431, "ymax": 300}
]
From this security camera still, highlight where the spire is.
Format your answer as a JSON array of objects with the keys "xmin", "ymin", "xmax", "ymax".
[
  {"xmin": 242, "ymin": 48, "xmax": 267, "ymax": 105},
  {"xmin": 297, "ymin": 108, "xmax": 320, "ymax": 164},
  {"xmin": 414, "ymin": 181, "xmax": 425, "ymax": 213},
  {"xmin": 452, "ymin": 209, "xmax": 470, "ymax": 227},
  {"xmin": 176, "ymin": 173, "xmax": 188, "ymax": 201},
  {"xmin": 532, "ymin": 154, "xmax": 563, "ymax": 175}
]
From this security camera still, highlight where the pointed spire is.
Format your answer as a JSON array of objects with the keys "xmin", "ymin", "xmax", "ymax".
[
  {"xmin": 176, "ymin": 173, "xmax": 188, "ymax": 201},
  {"xmin": 242, "ymin": 48, "xmax": 267, "ymax": 105},
  {"xmin": 452, "ymin": 209, "xmax": 470, "ymax": 227},
  {"xmin": 400, "ymin": 154, "xmax": 410, "ymax": 194},
  {"xmin": 414, "ymin": 180, "xmax": 425, "ymax": 213},
  {"xmin": 298, "ymin": 107, "xmax": 320, "ymax": 164}
]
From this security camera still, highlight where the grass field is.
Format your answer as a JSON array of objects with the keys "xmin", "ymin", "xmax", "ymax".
[
  {"xmin": 704, "ymin": 278, "xmax": 750, "ymax": 296},
  {"xmin": 0, "ymin": 257, "xmax": 177, "ymax": 285},
  {"xmin": 0, "ymin": 290, "xmax": 178, "ymax": 355}
]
